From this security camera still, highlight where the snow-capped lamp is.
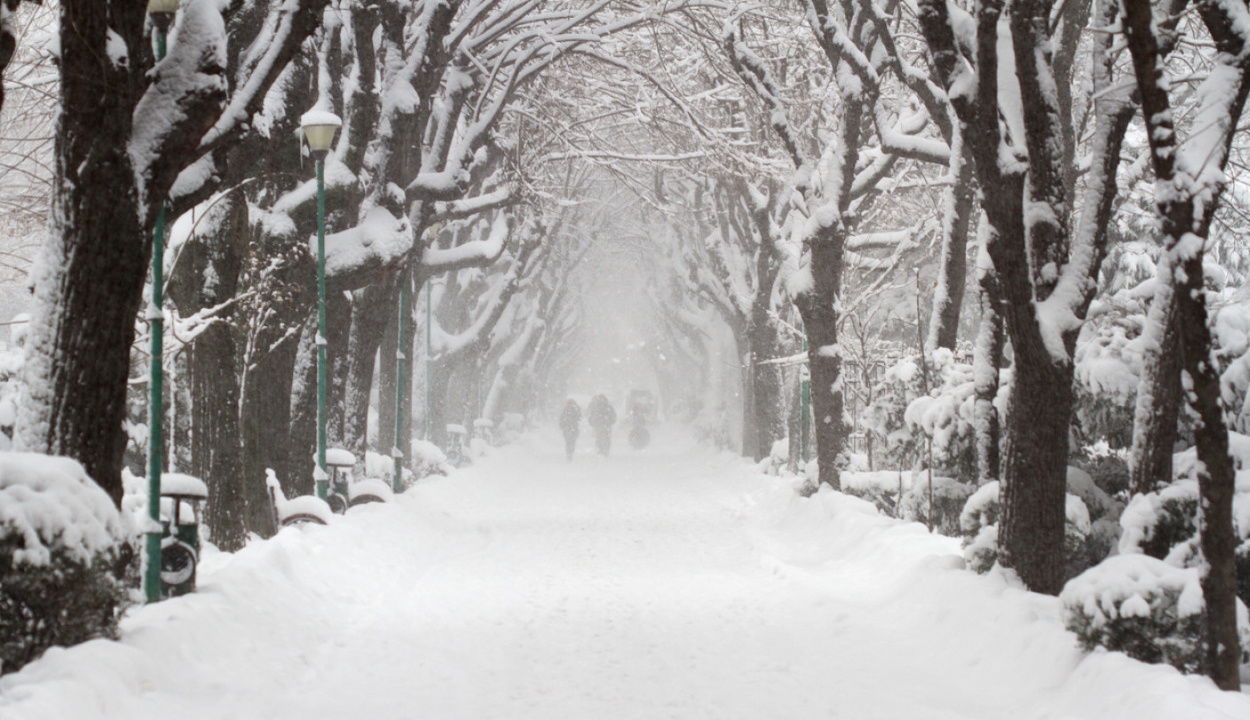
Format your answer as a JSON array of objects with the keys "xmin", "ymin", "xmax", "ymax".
[
  {"xmin": 143, "ymin": 0, "xmax": 181, "ymax": 607},
  {"xmin": 300, "ymin": 108, "xmax": 341, "ymax": 500},
  {"xmin": 300, "ymin": 110, "xmax": 342, "ymax": 160},
  {"xmin": 147, "ymin": 0, "xmax": 179, "ymax": 35}
]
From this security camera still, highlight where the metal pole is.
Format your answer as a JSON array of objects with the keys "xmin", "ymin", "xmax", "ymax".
[
  {"xmin": 425, "ymin": 278, "xmax": 432, "ymax": 441},
  {"xmin": 144, "ymin": 21, "xmax": 171, "ymax": 605},
  {"xmin": 393, "ymin": 272, "xmax": 408, "ymax": 492},
  {"xmin": 315, "ymin": 157, "xmax": 328, "ymax": 499},
  {"xmin": 801, "ymin": 338, "xmax": 811, "ymax": 464}
]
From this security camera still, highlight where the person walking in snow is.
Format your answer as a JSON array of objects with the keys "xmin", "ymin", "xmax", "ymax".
[
  {"xmin": 586, "ymin": 394, "xmax": 617, "ymax": 456},
  {"xmin": 559, "ymin": 399, "xmax": 582, "ymax": 461}
]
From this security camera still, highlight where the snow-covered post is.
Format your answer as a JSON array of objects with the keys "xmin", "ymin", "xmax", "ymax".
[
  {"xmin": 425, "ymin": 277, "xmax": 432, "ymax": 441},
  {"xmin": 393, "ymin": 274, "xmax": 408, "ymax": 492},
  {"xmin": 301, "ymin": 110, "xmax": 341, "ymax": 500},
  {"xmin": 143, "ymin": 0, "xmax": 178, "ymax": 606}
]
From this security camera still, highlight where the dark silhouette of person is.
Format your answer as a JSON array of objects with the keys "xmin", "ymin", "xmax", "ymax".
[
  {"xmin": 559, "ymin": 399, "xmax": 581, "ymax": 460},
  {"xmin": 629, "ymin": 402, "xmax": 650, "ymax": 449},
  {"xmin": 586, "ymin": 394, "xmax": 617, "ymax": 456}
]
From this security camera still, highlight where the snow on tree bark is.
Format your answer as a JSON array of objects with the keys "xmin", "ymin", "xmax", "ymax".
[
  {"xmin": 168, "ymin": 192, "xmax": 249, "ymax": 550},
  {"xmin": 1120, "ymin": 0, "xmax": 1248, "ymax": 690},
  {"xmin": 18, "ymin": 0, "xmax": 149, "ymax": 504}
]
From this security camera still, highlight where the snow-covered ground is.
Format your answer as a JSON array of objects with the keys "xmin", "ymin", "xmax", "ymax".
[{"xmin": 2, "ymin": 427, "xmax": 1247, "ymax": 719}]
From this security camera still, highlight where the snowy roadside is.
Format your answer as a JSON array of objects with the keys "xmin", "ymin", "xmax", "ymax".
[
  {"xmin": 0, "ymin": 429, "xmax": 1247, "ymax": 719},
  {"xmin": 732, "ymin": 472, "xmax": 1250, "ymax": 718}
]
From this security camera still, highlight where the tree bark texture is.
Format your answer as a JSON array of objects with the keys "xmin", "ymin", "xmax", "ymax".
[
  {"xmin": 288, "ymin": 292, "xmax": 351, "ymax": 487},
  {"xmin": 927, "ymin": 139, "xmax": 975, "ymax": 351},
  {"xmin": 1121, "ymin": 0, "xmax": 1248, "ymax": 687},
  {"xmin": 797, "ymin": 233, "xmax": 849, "ymax": 491},
  {"xmin": 168, "ymin": 193, "xmax": 248, "ymax": 551},
  {"xmin": 749, "ymin": 317, "xmax": 785, "ymax": 461},
  {"xmin": 0, "ymin": 0, "xmax": 22, "ymax": 117},
  {"xmin": 376, "ymin": 312, "xmax": 399, "ymax": 454},
  {"xmin": 1129, "ymin": 291, "xmax": 1182, "ymax": 495},
  {"xmin": 341, "ymin": 272, "xmax": 401, "ymax": 469},
  {"xmin": 18, "ymin": 1, "xmax": 147, "ymax": 504},
  {"xmin": 242, "ymin": 335, "xmax": 299, "ymax": 517}
]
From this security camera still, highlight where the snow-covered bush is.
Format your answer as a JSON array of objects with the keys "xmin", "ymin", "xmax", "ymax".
[
  {"xmin": 1118, "ymin": 481, "xmax": 1199, "ymax": 564},
  {"xmin": 1072, "ymin": 442, "xmax": 1130, "ymax": 497},
  {"xmin": 1118, "ymin": 476, "xmax": 1250, "ymax": 608},
  {"xmin": 899, "ymin": 473, "xmax": 973, "ymax": 536},
  {"xmin": 0, "ymin": 454, "xmax": 132, "ymax": 675},
  {"xmin": 958, "ymin": 473, "xmax": 1105, "ymax": 578},
  {"xmin": 1214, "ymin": 300, "xmax": 1250, "ymax": 433},
  {"xmin": 862, "ymin": 350, "xmax": 986, "ymax": 484},
  {"xmin": 1073, "ymin": 286, "xmax": 1148, "ymax": 450},
  {"xmin": 841, "ymin": 470, "xmax": 910, "ymax": 516},
  {"xmin": 0, "ymin": 315, "xmax": 27, "ymax": 447},
  {"xmin": 960, "ymin": 482, "xmax": 1000, "ymax": 573},
  {"xmin": 1061, "ymin": 555, "xmax": 1212, "ymax": 673},
  {"xmin": 860, "ymin": 356, "xmax": 927, "ymax": 473},
  {"xmin": 758, "ymin": 438, "xmax": 790, "ymax": 477},
  {"xmin": 362, "ymin": 451, "xmax": 416, "ymax": 491},
  {"xmin": 409, "ymin": 440, "xmax": 452, "ymax": 482}
]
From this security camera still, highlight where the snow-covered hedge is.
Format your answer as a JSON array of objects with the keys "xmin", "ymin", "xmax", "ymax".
[
  {"xmin": 840, "ymin": 469, "xmax": 911, "ymax": 516},
  {"xmin": 861, "ymin": 349, "xmax": 998, "ymax": 484},
  {"xmin": 0, "ymin": 453, "xmax": 132, "ymax": 675},
  {"xmin": 1061, "ymin": 555, "xmax": 1250, "ymax": 673},
  {"xmin": 957, "ymin": 473, "xmax": 1111, "ymax": 579},
  {"xmin": 1061, "ymin": 555, "xmax": 1209, "ymax": 673},
  {"xmin": 898, "ymin": 473, "xmax": 972, "ymax": 536},
  {"xmin": 0, "ymin": 453, "xmax": 129, "ymax": 567}
]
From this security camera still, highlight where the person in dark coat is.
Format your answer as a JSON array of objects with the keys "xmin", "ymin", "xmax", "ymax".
[
  {"xmin": 559, "ymin": 399, "xmax": 581, "ymax": 460},
  {"xmin": 586, "ymin": 394, "xmax": 617, "ymax": 456}
]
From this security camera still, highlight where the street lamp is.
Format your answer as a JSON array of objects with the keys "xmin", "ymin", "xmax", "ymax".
[
  {"xmin": 300, "ymin": 109, "xmax": 341, "ymax": 500},
  {"xmin": 144, "ymin": 0, "xmax": 179, "ymax": 605}
]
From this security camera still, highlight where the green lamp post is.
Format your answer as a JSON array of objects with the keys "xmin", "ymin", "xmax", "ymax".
[
  {"xmin": 144, "ymin": 0, "xmax": 179, "ymax": 605},
  {"xmin": 392, "ymin": 275, "xmax": 408, "ymax": 492},
  {"xmin": 300, "ymin": 109, "xmax": 341, "ymax": 500},
  {"xmin": 801, "ymin": 339, "xmax": 811, "ymax": 464}
]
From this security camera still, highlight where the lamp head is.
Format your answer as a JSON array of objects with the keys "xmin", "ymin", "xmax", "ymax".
[
  {"xmin": 300, "ymin": 109, "xmax": 342, "ymax": 159},
  {"xmin": 147, "ymin": 0, "xmax": 179, "ymax": 32}
]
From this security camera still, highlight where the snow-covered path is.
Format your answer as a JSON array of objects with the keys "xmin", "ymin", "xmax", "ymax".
[{"xmin": 2, "ymin": 428, "xmax": 1248, "ymax": 719}]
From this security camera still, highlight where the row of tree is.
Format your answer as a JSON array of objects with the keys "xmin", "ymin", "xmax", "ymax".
[{"xmin": 1, "ymin": 0, "xmax": 1248, "ymax": 690}]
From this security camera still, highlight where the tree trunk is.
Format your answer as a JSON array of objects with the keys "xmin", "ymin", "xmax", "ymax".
[
  {"xmin": 289, "ymin": 292, "xmax": 351, "ymax": 486},
  {"xmin": 376, "ymin": 310, "xmax": 399, "ymax": 454},
  {"xmin": 928, "ymin": 140, "xmax": 975, "ymax": 351},
  {"xmin": 242, "ymin": 333, "xmax": 299, "ymax": 519},
  {"xmin": 1129, "ymin": 288, "xmax": 1182, "ymax": 495},
  {"xmin": 1119, "ymin": 0, "xmax": 1248, "ymax": 685},
  {"xmin": 187, "ymin": 329, "xmax": 246, "ymax": 550},
  {"xmin": 18, "ymin": 0, "xmax": 147, "ymax": 505},
  {"xmin": 1175, "ymin": 263, "xmax": 1241, "ymax": 688},
  {"xmin": 341, "ymin": 273, "xmax": 401, "ymax": 467},
  {"xmin": 0, "ymin": 0, "xmax": 22, "ymax": 117},
  {"xmin": 168, "ymin": 193, "xmax": 248, "ymax": 551},
  {"xmin": 749, "ymin": 318, "xmax": 785, "ymax": 461},
  {"xmin": 739, "ymin": 340, "xmax": 757, "ymax": 459},
  {"xmin": 797, "ymin": 233, "xmax": 848, "ymax": 491},
  {"xmin": 997, "ymin": 344, "xmax": 1072, "ymax": 594}
]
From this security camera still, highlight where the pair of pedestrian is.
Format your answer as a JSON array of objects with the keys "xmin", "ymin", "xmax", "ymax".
[{"xmin": 559, "ymin": 394, "xmax": 616, "ymax": 460}]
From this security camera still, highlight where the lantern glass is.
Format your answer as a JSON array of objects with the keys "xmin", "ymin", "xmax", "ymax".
[
  {"xmin": 303, "ymin": 125, "xmax": 338, "ymax": 153},
  {"xmin": 301, "ymin": 110, "xmax": 342, "ymax": 153},
  {"xmin": 147, "ymin": 0, "xmax": 180, "ymax": 14}
]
